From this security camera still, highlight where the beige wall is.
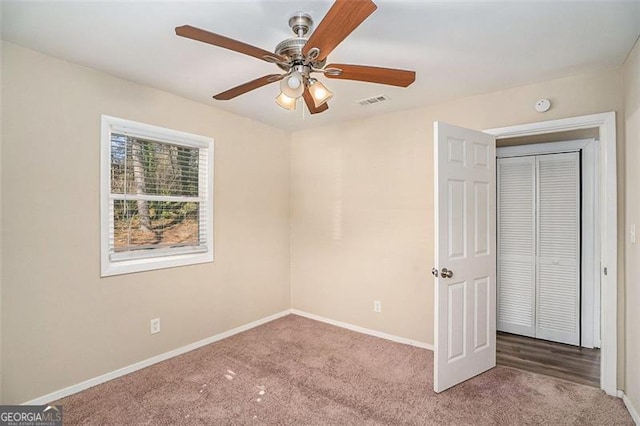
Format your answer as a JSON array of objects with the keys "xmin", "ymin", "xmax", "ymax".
[
  {"xmin": 1, "ymin": 42, "xmax": 292, "ymax": 404},
  {"xmin": 623, "ymin": 38, "xmax": 640, "ymax": 414},
  {"xmin": 291, "ymin": 67, "xmax": 626, "ymax": 381}
]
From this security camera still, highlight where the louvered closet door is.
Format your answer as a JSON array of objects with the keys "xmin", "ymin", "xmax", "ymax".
[
  {"xmin": 497, "ymin": 157, "xmax": 536, "ymax": 337},
  {"xmin": 536, "ymin": 153, "xmax": 580, "ymax": 345}
]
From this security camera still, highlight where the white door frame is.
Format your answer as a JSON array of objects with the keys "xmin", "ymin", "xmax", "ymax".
[{"xmin": 485, "ymin": 111, "xmax": 617, "ymax": 396}]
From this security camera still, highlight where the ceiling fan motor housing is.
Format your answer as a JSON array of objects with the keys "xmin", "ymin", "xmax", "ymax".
[
  {"xmin": 274, "ymin": 38, "xmax": 326, "ymax": 71},
  {"xmin": 274, "ymin": 13, "xmax": 326, "ymax": 71}
]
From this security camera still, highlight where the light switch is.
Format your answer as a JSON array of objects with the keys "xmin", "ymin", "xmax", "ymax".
[{"xmin": 631, "ymin": 224, "xmax": 636, "ymax": 245}]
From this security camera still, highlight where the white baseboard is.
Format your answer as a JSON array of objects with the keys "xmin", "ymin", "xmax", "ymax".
[
  {"xmin": 620, "ymin": 391, "xmax": 640, "ymax": 425},
  {"xmin": 290, "ymin": 309, "xmax": 434, "ymax": 351},
  {"xmin": 23, "ymin": 309, "xmax": 292, "ymax": 405}
]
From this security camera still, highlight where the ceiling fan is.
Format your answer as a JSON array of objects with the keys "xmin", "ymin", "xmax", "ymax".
[{"xmin": 175, "ymin": 0, "xmax": 416, "ymax": 114}]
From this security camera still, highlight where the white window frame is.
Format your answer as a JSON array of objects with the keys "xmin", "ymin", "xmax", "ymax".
[{"xmin": 100, "ymin": 115, "xmax": 214, "ymax": 277}]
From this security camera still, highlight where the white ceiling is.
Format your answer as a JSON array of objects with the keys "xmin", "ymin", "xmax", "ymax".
[{"xmin": 2, "ymin": 1, "xmax": 639, "ymax": 131}]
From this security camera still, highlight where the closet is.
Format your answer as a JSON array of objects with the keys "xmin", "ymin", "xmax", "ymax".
[{"xmin": 497, "ymin": 152, "xmax": 580, "ymax": 346}]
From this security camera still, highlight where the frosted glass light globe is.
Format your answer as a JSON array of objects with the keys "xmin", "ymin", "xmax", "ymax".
[
  {"xmin": 287, "ymin": 76, "xmax": 301, "ymax": 89},
  {"xmin": 280, "ymin": 71, "xmax": 304, "ymax": 98}
]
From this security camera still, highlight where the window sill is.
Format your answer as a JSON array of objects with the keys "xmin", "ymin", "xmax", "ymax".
[{"xmin": 101, "ymin": 249, "xmax": 213, "ymax": 277}]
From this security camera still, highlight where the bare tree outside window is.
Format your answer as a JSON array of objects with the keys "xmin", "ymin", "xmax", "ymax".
[{"xmin": 130, "ymin": 139, "xmax": 154, "ymax": 235}]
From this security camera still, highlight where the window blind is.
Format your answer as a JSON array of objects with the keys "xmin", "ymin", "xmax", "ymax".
[{"xmin": 108, "ymin": 132, "xmax": 209, "ymax": 261}]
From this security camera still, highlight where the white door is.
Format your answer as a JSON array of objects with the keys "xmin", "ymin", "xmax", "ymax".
[
  {"xmin": 535, "ymin": 152, "xmax": 581, "ymax": 345},
  {"xmin": 496, "ymin": 153, "xmax": 581, "ymax": 346},
  {"xmin": 497, "ymin": 156, "xmax": 536, "ymax": 337},
  {"xmin": 433, "ymin": 122, "xmax": 496, "ymax": 393}
]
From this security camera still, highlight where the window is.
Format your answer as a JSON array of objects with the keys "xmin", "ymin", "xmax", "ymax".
[{"xmin": 101, "ymin": 115, "xmax": 213, "ymax": 276}]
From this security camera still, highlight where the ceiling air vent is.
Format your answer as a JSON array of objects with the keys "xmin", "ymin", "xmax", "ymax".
[{"xmin": 356, "ymin": 94, "xmax": 391, "ymax": 106}]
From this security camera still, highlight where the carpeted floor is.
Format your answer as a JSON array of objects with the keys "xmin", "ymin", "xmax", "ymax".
[{"xmin": 56, "ymin": 315, "xmax": 632, "ymax": 425}]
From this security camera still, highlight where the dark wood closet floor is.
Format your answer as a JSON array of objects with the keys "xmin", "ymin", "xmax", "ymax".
[{"xmin": 497, "ymin": 332, "xmax": 600, "ymax": 387}]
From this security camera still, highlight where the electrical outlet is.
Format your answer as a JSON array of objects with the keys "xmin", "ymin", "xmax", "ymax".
[
  {"xmin": 150, "ymin": 318, "xmax": 161, "ymax": 334},
  {"xmin": 373, "ymin": 300, "xmax": 382, "ymax": 313}
]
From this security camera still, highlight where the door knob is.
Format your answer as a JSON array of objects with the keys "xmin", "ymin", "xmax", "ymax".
[
  {"xmin": 440, "ymin": 267, "xmax": 453, "ymax": 278},
  {"xmin": 432, "ymin": 268, "xmax": 439, "ymax": 277}
]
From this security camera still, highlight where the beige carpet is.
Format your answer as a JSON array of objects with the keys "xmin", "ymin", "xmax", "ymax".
[{"xmin": 56, "ymin": 315, "xmax": 632, "ymax": 425}]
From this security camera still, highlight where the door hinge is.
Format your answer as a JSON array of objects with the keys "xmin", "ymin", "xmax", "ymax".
[{"xmin": 603, "ymin": 267, "xmax": 608, "ymax": 276}]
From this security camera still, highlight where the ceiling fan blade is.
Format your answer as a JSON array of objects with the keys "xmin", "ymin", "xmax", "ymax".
[
  {"xmin": 324, "ymin": 64, "xmax": 416, "ymax": 87},
  {"xmin": 302, "ymin": 88, "xmax": 329, "ymax": 114},
  {"xmin": 302, "ymin": 0, "xmax": 377, "ymax": 61},
  {"xmin": 176, "ymin": 25, "xmax": 286, "ymax": 63},
  {"xmin": 213, "ymin": 74, "xmax": 284, "ymax": 100}
]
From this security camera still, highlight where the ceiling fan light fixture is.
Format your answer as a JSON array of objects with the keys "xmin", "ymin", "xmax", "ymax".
[
  {"xmin": 179, "ymin": 0, "xmax": 416, "ymax": 115},
  {"xmin": 308, "ymin": 79, "xmax": 334, "ymax": 107},
  {"xmin": 275, "ymin": 92, "xmax": 297, "ymax": 110},
  {"xmin": 280, "ymin": 71, "xmax": 304, "ymax": 98}
]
